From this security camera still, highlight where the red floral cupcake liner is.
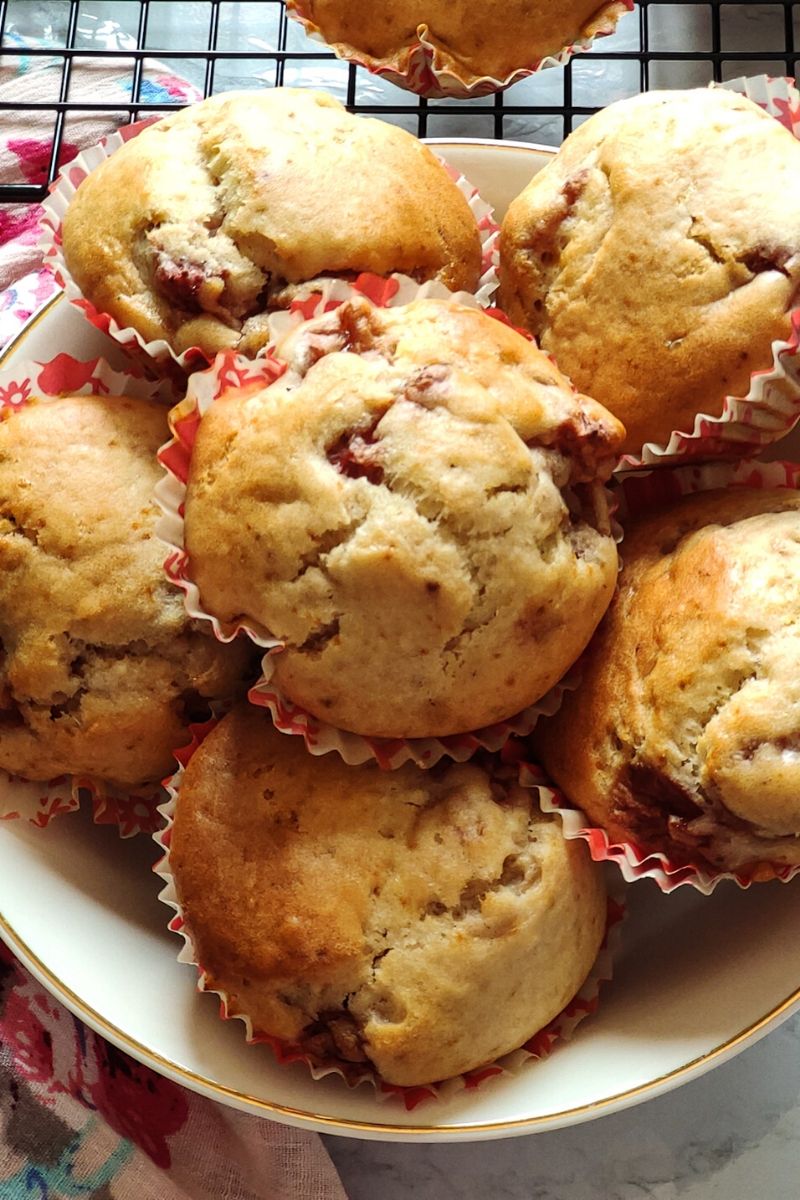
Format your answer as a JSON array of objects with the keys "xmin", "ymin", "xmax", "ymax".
[
  {"xmin": 39, "ymin": 122, "xmax": 499, "ymax": 379},
  {"xmin": 618, "ymin": 76, "xmax": 800, "ymax": 470},
  {"xmin": 286, "ymin": 0, "xmax": 633, "ymax": 100},
  {"xmin": 0, "ymin": 349, "xmax": 166, "ymax": 410},
  {"xmin": 0, "ymin": 772, "xmax": 163, "ymax": 838},
  {"xmin": 525, "ymin": 458, "xmax": 800, "ymax": 894},
  {"xmin": 249, "ymin": 270, "xmax": 496, "ymax": 374},
  {"xmin": 154, "ymin": 721, "xmax": 625, "ymax": 1111},
  {"xmin": 156, "ymin": 283, "xmax": 608, "ymax": 768}
]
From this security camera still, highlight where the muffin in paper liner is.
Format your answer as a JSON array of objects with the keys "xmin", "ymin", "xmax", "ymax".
[
  {"xmin": 36, "ymin": 119, "xmax": 207, "ymax": 383},
  {"xmin": 0, "ymin": 355, "xmax": 255, "ymax": 836},
  {"xmin": 521, "ymin": 457, "xmax": 800, "ymax": 894},
  {"xmin": 38, "ymin": 121, "xmax": 500, "ymax": 380},
  {"xmin": 286, "ymin": 0, "xmax": 633, "ymax": 100},
  {"xmin": 155, "ymin": 283, "xmax": 619, "ymax": 768},
  {"xmin": 609, "ymin": 75, "xmax": 800, "ymax": 471},
  {"xmin": 0, "ymin": 353, "xmax": 171, "ymax": 838},
  {"xmin": 153, "ymin": 720, "xmax": 625, "ymax": 1111},
  {"xmin": 241, "ymin": 270, "xmax": 498, "ymax": 368}
]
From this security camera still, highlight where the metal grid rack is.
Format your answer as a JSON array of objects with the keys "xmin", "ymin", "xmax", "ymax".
[{"xmin": 0, "ymin": 0, "xmax": 796, "ymax": 204}]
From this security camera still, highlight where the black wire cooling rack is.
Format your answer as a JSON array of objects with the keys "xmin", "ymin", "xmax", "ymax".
[{"xmin": 0, "ymin": 0, "xmax": 796, "ymax": 204}]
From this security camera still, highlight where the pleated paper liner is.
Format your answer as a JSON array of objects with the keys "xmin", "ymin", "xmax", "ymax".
[
  {"xmin": 0, "ymin": 350, "xmax": 166, "ymax": 411},
  {"xmin": 155, "ymin": 284, "xmax": 619, "ymax": 768},
  {"xmin": 286, "ymin": 0, "xmax": 633, "ymax": 99},
  {"xmin": 0, "ymin": 773, "xmax": 163, "ymax": 838},
  {"xmin": 39, "ymin": 120, "xmax": 500, "ymax": 380},
  {"xmin": 154, "ymin": 720, "xmax": 625, "ymax": 1111},
  {"xmin": 521, "ymin": 458, "xmax": 800, "ymax": 894},
  {"xmin": 618, "ymin": 76, "xmax": 800, "ymax": 471},
  {"xmin": 246, "ymin": 666, "xmax": 581, "ymax": 770}
]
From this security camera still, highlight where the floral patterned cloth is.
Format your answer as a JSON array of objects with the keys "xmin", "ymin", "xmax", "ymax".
[
  {"xmin": 0, "ymin": 41, "xmax": 347, "ymax": 1200},
  {"xmin": 0, "ymin": 944, "xmax": 346, "ymax": 1200}
]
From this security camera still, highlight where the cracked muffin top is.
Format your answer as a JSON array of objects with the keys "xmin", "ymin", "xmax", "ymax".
[
  {"xmin": 533, "ymin": 486, "xmax": 800, "ymax": 876},
  {"xmin": 181, "ymin": 296, "xmax": 625, "ymax": 739},
  {"xmin": 0, "ymin": 395, "xmax": 252, "ymax": 788},
  {"xmin": 499, "ymin": 87, "xmax": 800, "ymax": 455},
  {"xmin": 60, "ymin": 88, "xmax": 483, "ymax": 360},
  {"xmin": 169, "ymin": 705, "xmax": 607, "ymax": 1086},
  {"xmin": 288, "ymin": 0, "xmax": 628, "ymax": 88}
]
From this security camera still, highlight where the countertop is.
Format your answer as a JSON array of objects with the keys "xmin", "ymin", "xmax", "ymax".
[{"xmin": 325, "ymin": 1011, "xmax": 800, "ymax": 1198}]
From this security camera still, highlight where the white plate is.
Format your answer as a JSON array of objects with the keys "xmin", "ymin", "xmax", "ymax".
[{"xmin": 2, "ymin": 140, "xmax": 800, "ymax": 1143}]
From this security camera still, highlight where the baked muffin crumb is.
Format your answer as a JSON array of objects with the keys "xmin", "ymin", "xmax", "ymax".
[
  {"xmin": 61, "ymin": 89, "xmax": 483, "ymax": 358},
  {"xmin": 535, "ymin": 486, "xmax": 800, "ymax": 874},
  {"xmin": 183, "ymin": 297, "xmax": 624, "ymax": 737},
  {"xmin": 170, "ymin": 706, "xmax": 607, "ymax": 1086}
]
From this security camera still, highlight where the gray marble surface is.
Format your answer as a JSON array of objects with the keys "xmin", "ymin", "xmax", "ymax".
[{"xmin": 325, "ymin": 1012, "xmax": 800, "ymax": 1199}]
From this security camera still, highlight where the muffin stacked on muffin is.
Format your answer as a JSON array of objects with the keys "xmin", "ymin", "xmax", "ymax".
[
  {"xmin": 153, "ymin": 288, "xmax": 625, "ymax": 1086},
  {"xmin": 0, "ymin": 395, "xmax": 253, "ymax": 789},
  {"xmin": 29, "ymin": 80, "xmax": 633, "ymax": 1094},
  {"xmin": 60, "ymin": 88, "xmax": 484, "ymax": 360},
  {"xmin": 500, "ymin": 86, "xmax": 800, "ymax": 455},
  {"xmin": 180, "ymin": 295, "xmax": 624, "ymax": 738},
  {"xmin": 43, "ymin": 75, "xmax": 800, "ymax": 1101}
]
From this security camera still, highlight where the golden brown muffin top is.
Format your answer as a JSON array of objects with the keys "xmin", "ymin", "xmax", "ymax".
[
  {"xmin": 183, "ymin": 297, "xmax": 624, "ymax": 738},
  {"xmin": 500, "ymin": 87, "xmax": 800, "ymax": 455},
  {"xmin": 292, "ymin": 0, "xmax": 627, "ymax": 82},
  {"xmin": 0, "ymin": 396, "xmax": 249, "ymax": 786},
  {"xmin": 535, "ymin": 486, "xmax": 800, "ymax": 874},
  {"xmin": 170, "ymin": 705, "xmax": 606, "ymax": 1086},
  {"xmin": 61, "ymin": 88, "xmax": 482, "ymax": 358}
]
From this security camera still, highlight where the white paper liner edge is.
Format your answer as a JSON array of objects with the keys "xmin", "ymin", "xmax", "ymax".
[{"xmin": 0, "ymin": 769, "xmax": 163, "ymax": 838}]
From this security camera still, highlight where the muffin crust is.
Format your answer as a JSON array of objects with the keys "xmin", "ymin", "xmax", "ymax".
[
  {"xmin": 290, "ymin": 0, "xmax": 629, "ymax": 84},
  {"xmin": 0, "ymin": 396, "xmax": 251, "ymax": 787},
  {"xmin": 183, "ymin": 297, "xmax": 624, "ymax": 738},
  {"xmin": 61, "ymin": 89, "xmax": 483, "ymax": 358},
  {"xmin": 170, "ymin": 706, "xmax": 607, "ymax": 1086},
  {"xmin": 500, "ymin": 87, "xmax": 800, "ymax": 454},
  {"xmin": 535, "ymin": 487, "xmax": 800, "ymax": 874}
]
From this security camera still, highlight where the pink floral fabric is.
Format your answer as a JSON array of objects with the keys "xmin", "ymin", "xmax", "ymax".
[
  {"xmin": 0, "ymin": 945, "xmax": 346, "ymax": 1200},
  {"xmin": 0, "ymin": 46, "xmax": 347, "ymax": 1200}
]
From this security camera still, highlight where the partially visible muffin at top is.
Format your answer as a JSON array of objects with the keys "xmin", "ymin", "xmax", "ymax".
[
  {"xmin": 61, "ymin": 88, "xmax": 483, "ymax": 359},
  {"xmin": 500, "ymin": 87, "xmax": 800, "ymax": 455},
  {"xmin": 288, "ymin": 0, "xmax": 630, "ymax": 93},
  {"xmin": 169, "ymin": 705, "xmax": 607, "ymax": 1087},
  {"xmin": 0, "ymin": 395, "xmax": 252, "ymax": 788},
  {"xmin": 534, "ymin": 486, "xmax": 800, "ymax": 876},
  {"xmin": 181, "ymin": 296, "xmax": 625, "ymax": 739}
]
